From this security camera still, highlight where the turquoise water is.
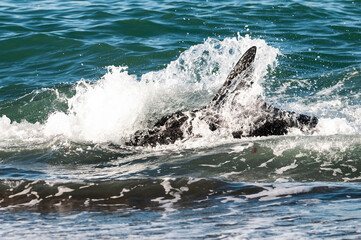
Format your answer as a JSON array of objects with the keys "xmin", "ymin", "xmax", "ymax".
[{"xmin": 1, "ymin": 0, "xmax": 361, "ymax": 238}]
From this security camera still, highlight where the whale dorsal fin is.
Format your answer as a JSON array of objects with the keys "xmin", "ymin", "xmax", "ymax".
[{"xmin": 211, "ymin": 46, "xmax": 257, "ymax": 106}]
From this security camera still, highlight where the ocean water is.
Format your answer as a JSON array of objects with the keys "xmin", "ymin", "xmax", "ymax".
[{"xmin": 1, "ymin": 0, "xmax": 361, "ymax": 238}]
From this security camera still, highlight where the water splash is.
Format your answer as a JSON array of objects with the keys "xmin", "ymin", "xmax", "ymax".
[{"xmin": 0, "ymin": 35, "xmax": 360, "ymax": 151}]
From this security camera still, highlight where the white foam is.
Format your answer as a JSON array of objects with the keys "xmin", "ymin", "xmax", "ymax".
[
  {"xmin": 0, "ymin": 115, "xmax": 47, "ymax": 148},
  {"xmin": 54, "ymin": 186, "xmax": 74, "ymax": 197},
  {"xmin": 275, "ymin": 160, "xmax": 298, "ymax": 175},
  {"xmin": 8, "ymin": 187, "xmax": 32, "ymax": 198},
  {"xmin": 246, "ymin": 184, "xmax": 313, "ymax": 201},
  {"xmin": 44, "ymin": 67, "xmax": 149, "ymax": 143},
  {"xmin": 152, "ymin": 178, "xmax": 189, "ymax": 212},
  {"xmin": 315, "ymin": 117, "xmax": 358, "ymax": 135}
]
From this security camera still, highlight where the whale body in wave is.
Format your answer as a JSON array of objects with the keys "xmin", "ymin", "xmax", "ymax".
[{"xmin": 127, "ymin": 46, "xmax": 318, "ymax": 147}]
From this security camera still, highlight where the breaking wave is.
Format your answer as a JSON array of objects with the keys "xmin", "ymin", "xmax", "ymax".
[{"xmin": 0, "ymin": 35, "xmax": 360, "ymax": 152}]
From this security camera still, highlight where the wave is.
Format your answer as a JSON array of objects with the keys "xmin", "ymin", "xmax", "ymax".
[
  {"xmin": 0, "ymin": 35, "xmax": 360, "ymax": 152},
  {"xmin": 0, "ymin": 35, "xmax": 278, "ymax": 145},
  {"xmin": 1, "ymin": 135, "xmax": 360, "ymax": 184},
  {"xmin": 1, "ymin": 178, "xmax": 360, "ymax": 212}
]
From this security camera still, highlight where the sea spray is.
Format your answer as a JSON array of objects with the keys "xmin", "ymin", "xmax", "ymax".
[
  {"xmin": 0, "ymin": 36, "xmax": 280, "ymax": 146},
  {"xmin": 0, "ymin": 36, "xmax": 359, "ymax": 150}
]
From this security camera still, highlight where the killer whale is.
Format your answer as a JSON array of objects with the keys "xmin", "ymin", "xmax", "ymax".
[{"xmin": 127, "ymin": 46, "xmax": 318, "ymax": 147}]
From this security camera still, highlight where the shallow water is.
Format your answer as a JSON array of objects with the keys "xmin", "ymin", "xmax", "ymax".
[{"xmin": 1, "ymin": 0, "xmax": 361, "ymax": 239}]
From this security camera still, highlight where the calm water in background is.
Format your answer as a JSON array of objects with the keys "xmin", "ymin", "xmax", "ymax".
[{"xmin": 1, "ymin": 0, "xmax": 361, "ymax": 239}]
